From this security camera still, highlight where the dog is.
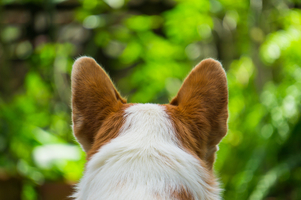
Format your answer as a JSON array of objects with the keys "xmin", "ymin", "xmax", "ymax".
[{"xmin": 70, "ymin": 56, "xmax": 228, "ymax": 200}]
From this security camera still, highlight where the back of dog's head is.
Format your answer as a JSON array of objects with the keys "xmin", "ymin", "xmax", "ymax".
[{"xmin": 71, "ymin": 57, "xmax": 228, "ymax": 200}]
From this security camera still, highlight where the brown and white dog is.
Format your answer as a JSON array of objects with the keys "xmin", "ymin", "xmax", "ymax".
[{"xmin": 71, "ymin": 57, "xmax": 228, "ymax": 200}]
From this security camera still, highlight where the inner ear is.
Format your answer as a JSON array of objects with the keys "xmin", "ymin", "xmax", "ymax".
[
  {"xmin": 71, "ymin": 56, "xmax": 126, "ymax": 152},
  {"xmin": 170, "ymin": 58, "xmax": 228, "ymax": 169}
]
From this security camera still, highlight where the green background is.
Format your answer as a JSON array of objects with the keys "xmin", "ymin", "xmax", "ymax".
[{"xmin": 0, "ymin": 0, "xmax": 301, "ymax": 199}]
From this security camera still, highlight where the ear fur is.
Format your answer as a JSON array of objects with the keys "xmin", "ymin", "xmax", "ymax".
[
  {"xmin": 71, "ymin": 56, "xmax": 126, "ymax": 152},
  {"xmin": 169, "ymin": 58, "xmax": 228, "ymax": 169}
]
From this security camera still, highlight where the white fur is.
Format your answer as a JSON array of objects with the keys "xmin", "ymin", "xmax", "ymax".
[{"xmin": 73, "ymin": 104, "xmax": 220, "ymax": 200}]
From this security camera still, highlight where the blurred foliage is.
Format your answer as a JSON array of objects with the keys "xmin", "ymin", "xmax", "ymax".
[{"xmin": 0, "ymin": 0, "xmax": 301, "ymax": 199}]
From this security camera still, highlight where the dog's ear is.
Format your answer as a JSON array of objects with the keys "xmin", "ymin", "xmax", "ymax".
[
  {"xmin": 170, "ymin": 58, "xmax": 228, "ymax": 168},
  {"xmin": 71, "ymin": 56, "xmax": 126, "ymax": 152}
]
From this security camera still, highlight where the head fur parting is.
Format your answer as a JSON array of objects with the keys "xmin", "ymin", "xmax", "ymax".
[{"xmin": 71, "ymin": 56, "xmax": 228, "ymax": 200}]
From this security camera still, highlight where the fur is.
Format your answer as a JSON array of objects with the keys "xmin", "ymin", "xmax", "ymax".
[
  {"xmin": 71, "ymin": 57, "xmax": 228, "ymax": 200},
  {"xmin": 72, "ymin": 104, "xmax": 220, "ymax": 200}
]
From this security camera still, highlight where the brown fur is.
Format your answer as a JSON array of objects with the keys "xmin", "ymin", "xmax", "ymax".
[
  {"xmin": 166, "ymin": 58, "xmax": 228, "ymax": 170},
  {"xmin": 71, "ymin": 57, "xmax": 228, "ymax": 199},
  {"xmin": 170, "ymin": 186, "xmax": 194, "ymax": 200},
  {"xmin": 87, "ymin": 103, "xmax": 132, "ymax": 159},
  {"xmin": 71, "ymin": 56, "xmax": 126, "ymax": 153}
]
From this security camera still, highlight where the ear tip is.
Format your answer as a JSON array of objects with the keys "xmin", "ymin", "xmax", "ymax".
[
  {"xmin": 198, "ymin": 58, "xmax": 226, "ymax": 75},
  {"xmin": 73, "ymin": 56, "xmax": 97, "ymax": 68},
  {"xmin": 71, "ymin": 56, "xmax": 101, "ymax": 76},
  {"xmin": 201, "ymin": 58, "xmax": 222, "ymax": 67},
  {"xmin": 75, "ymin": 55, "xmax": 95, "ymax": 62}
]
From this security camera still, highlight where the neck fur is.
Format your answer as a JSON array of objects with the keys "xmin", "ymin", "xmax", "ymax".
[{"xmin": 73, "ymin": 104, "xmax": 220, "ymax": 200}]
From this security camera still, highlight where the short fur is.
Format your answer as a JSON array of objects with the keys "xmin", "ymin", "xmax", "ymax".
[
  {"xmin": 71, "ymin": 57, "xmax": 228, "ymax": 200},
  {"xmin": 72, "ymin": 104, "xmax": 220, "ymax": 200},
  {"xmin": 167, "ymin": 59, "xmax": 228, "ymax": 170},
  {"xmin": 71, "ymin": 57, "xmax": 126, "ymax": 152}
]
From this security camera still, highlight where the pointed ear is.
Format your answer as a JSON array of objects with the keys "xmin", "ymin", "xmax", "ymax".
[
  {"xmin": 170, "ymin": 58, "xmax": 228, "ymax": 166},
  {"xmin": 71, "ymin": 56, "xmax": 126, "ymax": 152}
]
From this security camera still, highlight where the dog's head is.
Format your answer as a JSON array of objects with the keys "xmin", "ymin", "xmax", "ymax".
[{"xmin": 71, "ymin": 56, "xmax": 228, "ymax": 200}]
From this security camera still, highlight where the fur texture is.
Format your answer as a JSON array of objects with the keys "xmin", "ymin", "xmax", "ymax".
[
  {"xmin": 167, "ymin": 58, "xmax": 228, "ymax": 170},
  {"xmin": 71, "ymin": 56, "xmax": 126, "ymax": 152},
  {"xmin": 72, "ymin": 104, "xmax": 220, "ymax": 200},
  {"xmin": 71, "ymin": 57, "xmax": 228, "ymax": 200}
]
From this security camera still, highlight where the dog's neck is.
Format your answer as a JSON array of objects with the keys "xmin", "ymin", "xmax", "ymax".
[{"xmin": 72, "ymin": 104, "xmax": 220, "ymax": 200}]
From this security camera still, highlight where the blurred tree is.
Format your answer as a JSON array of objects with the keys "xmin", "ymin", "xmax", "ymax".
[{"xmin": 0, "ymin": 0, "xmax": 301, "ymax": 199}]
